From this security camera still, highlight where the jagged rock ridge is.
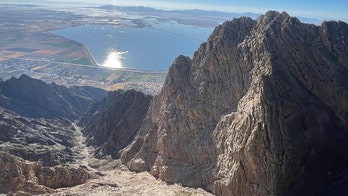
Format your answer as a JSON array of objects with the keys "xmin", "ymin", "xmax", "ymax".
[
  {"xmin": 116, "ymin": 11, "xmax": 348, "ymax": 195},
  {"xmin": 79, "ymin": 90, "xmax": 152, "ymax": 158},
  {"xmin": 0, "ymin": 74, "xmax": 106, "ymax": 119}
]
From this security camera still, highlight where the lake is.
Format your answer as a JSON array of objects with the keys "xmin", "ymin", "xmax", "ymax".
[{"xmin": 51, "ymin": 22, "xmax": 213, "ymax": 70}]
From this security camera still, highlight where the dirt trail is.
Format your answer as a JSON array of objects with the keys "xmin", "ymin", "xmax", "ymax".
[{"xmin": 58, "ymin": 123, "xmax": 212, "ymax": 196}]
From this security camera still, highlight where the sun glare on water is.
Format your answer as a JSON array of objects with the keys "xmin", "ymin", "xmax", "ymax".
[{"xmin": 100, "ymin": 50, "xmax": 128, "ymax": 69}]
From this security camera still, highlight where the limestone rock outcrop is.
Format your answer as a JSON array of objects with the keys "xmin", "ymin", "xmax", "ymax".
[
  {"xmin": 119, "ymin": 11, "xmax": 348, "ymax": 195},
  {"xmin": 79, "ymin": 90, "xmax": 151, "ymax": 158},
  {"xmin": 0, "ymin": 152, "xmax": 92, "ymax": 194}
]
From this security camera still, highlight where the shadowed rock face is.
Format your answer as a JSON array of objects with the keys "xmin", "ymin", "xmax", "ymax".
[
  {"xmin": 79, "ymin": 90, "xmax": 152, "ymax": 158},
  {"xmin": 0, "ymin": 74, "xmax": 107, "ymax": 119},
  {"xmin": 119, "ymin": 11, "xmax": 348, "ymax": 195}
]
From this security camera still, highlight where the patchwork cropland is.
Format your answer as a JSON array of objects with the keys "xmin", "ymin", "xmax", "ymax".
[
  {"xmin": 0, "ymin": 3, "xmax": 238, "ymax": 94},
  {"xmin": 0, "ymin": 5, "xmax": 168, "ymax": 94}
]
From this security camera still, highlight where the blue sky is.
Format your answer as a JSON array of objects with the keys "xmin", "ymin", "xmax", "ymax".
[
  {"xmin": 63, "ymin": 0, "xmax": 346, "ymax": 21},
  {"xmin": 8, "ymin": 0, "xmax": 348, "ymax": 22}
]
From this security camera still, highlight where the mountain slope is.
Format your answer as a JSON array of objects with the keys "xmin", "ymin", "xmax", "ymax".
[
  {"xmin": 79, "ymin": 90, "xmax": 152, "ymax": 158},
  {"xmin": 0, "ymin": 74, "xmax": 107, "ymax": 119},
  {"xmin": 118, "ymin": 11, "xmax": 348, "ymax": 195},
  {"xmin": 0, "ymin": 75, "xmax": 107, "ymax": 166},
  {"xmin": 0, "ymin": 75, "xmax": 109, "ymax": 194}
]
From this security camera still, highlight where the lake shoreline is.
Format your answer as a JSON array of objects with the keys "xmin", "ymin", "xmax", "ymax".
[
  {"xmin": 51, "ymin": 23, "xmax": 212, "ymax": 70},
  {"xmin": 48, "ymin": 31, "xmax": 169, "ymax": 73}
]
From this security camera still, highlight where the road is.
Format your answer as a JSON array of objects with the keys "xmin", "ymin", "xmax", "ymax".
[{"xmin": 17, "ymin": 57, "xmax": 168, "ymax": 74}]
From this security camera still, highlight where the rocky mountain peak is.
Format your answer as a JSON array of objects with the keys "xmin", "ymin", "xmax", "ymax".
[
  {"xmin": 258, "ymin": 11, "xmax": 292, "ymax": 24},
  {"xmin": 208, "ymin": 16, "xmax": 255, "ymax": 45},
  {"xmin": 117, "ymin": 11, "xmax": 348, "ymax": 195}
]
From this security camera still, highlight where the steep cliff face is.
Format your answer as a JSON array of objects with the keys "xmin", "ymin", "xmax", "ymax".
[
  {"xmin": 120, "ymin": 11, "xmax": 348, "ymax": 195},
  {"xmin": 121, "ymin": 16, "xmax": 256, "ymax": 187},
  {"xmin": 213, "ymin": 12, "xmax": 348, "ymax": 195},
  {"xmin": 79, "ymin": 90, "xmax": 151, "ymax": 158}
]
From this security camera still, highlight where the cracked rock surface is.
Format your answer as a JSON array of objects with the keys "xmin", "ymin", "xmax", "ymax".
[{"xmin": 120, "ymin": 11, "xmax": 348, "ymax": 195}]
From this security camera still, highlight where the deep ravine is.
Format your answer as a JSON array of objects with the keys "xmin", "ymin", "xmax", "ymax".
[
  {"xmin": 51, "ymin": 123, "xmax": 212, "ymax": 195},
  {"xmin": 71, "ymin": 122, "xmax": 95, "ymax": 171}
]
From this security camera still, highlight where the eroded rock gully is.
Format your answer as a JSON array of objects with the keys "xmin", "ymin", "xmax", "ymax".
[{"xmin": 117, "ymin": 11, "xmax": 348, "ymax": 195}]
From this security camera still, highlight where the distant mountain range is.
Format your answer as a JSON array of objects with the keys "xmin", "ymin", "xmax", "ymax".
[
  {"xmin": 99, "ymin": 5, "xmax": 259, "ymax": 19},
  {"xmin": 98, "ymin": 5, "xmax": 322, "ymax": 24}
]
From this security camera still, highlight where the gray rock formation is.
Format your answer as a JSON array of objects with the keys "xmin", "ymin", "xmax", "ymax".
[
  {"xmin": 119, "ymin": 11, "xmax": 348, "ymax": 195},
  {"xmin": 0, "ymin": 152, "xmax": 92, "ymax": 194},
  {"xmin": 79, "ymin": 90, "xmax": 151, "ymax": 158}
]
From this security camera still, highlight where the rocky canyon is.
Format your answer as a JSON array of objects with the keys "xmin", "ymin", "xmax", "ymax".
[{"xmin": 1, "ymin": 11, "xmax": 348, "ymax": 195}]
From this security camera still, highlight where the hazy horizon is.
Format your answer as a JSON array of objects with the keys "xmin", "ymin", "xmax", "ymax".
[{"xmin": 1, "ymin": 0, "xmax": 347, "ymax": 23}]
